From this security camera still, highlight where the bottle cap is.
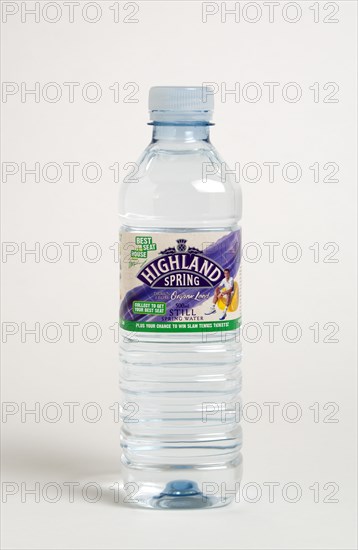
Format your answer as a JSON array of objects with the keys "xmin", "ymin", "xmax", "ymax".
[{"xmin": 148, "ymin": 86, "xmax": 214, "ymax": 123}]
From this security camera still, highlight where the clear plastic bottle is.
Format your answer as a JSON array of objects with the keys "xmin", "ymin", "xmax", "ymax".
[{"xmin": 119, "ymin": 87, "xmax": 242, "ymax": 509}]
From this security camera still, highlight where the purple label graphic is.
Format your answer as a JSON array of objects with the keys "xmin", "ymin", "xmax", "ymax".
[{"xmin": 120, "ymin": 230, "xmax": 241, "ymax": 324}]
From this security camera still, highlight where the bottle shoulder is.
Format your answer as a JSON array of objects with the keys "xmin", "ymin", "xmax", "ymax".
[{"xmin": 119, "ymin": 141, "xmax": 242, "ymax": 228}]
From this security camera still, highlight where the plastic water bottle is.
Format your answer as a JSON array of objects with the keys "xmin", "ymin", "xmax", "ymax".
[{"xmin": 119, "ymin": 86, "xmax": 242, "ymax": 509}]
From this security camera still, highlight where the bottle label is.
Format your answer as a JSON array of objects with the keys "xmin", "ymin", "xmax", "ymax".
[{"xmin": 120, "ymin": 229, "xmax": 241, "ymax": 333}]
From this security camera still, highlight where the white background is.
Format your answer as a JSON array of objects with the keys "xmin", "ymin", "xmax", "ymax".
[{"xmin": 1, "ymin": 1, "xmax": 357, "ymax": 549}]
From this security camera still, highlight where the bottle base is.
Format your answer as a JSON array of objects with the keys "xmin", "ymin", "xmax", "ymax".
[
  {"xmin": 121, "ymin": 456, "xmax": 242, "ymax": 510},
  {"xmin": 138, "ymin": 480, "xmax": 235, "ymax": 509}
]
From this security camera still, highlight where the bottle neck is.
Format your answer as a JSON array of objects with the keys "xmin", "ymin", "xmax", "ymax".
[{"xmin": 151, "ymin": 124, "xmax": 211, "ymax": 143}]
